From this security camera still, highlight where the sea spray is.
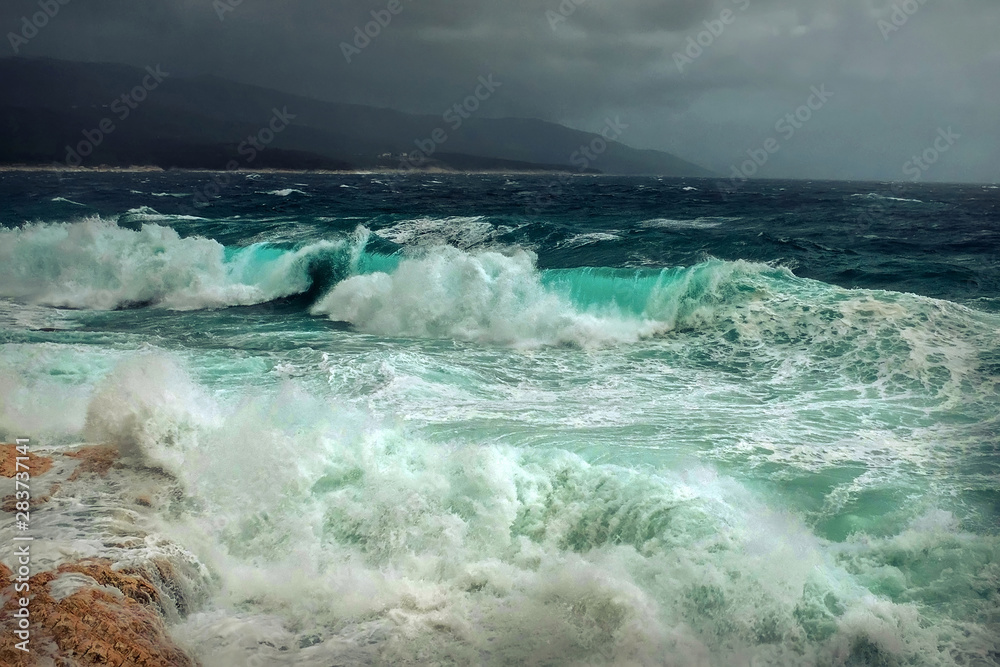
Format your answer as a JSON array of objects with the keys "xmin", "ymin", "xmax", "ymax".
[
  {"xmin": 0, "ymin": 219, "xmax": 367, "ymax": 311},
  {"xmin": 57, "ymin": 353, "xmax": 999, "ymax": 666}
]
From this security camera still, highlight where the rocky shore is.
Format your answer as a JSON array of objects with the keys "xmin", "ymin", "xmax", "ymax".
[{"xmin": 0, "ymin": 443, "xmax": 208, "ymax": 666}]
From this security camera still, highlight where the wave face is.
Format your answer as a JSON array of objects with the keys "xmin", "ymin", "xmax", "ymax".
[
  {"xmin": 0, "ymin": 219, "xmax": 365, "ymax": 310},
  {"xmin": 1, "ymin": 173, "xmax": 998, "ymax": 666},
  {"xmin": 0, "ymin": 218, "xmax": 805, "ymax": 347},
  {"xmin": 311, "ymin": 243, "xmax": 989, "ymax": 360},
  {"xmin": 309, "ymin": 246, "xmax": 696, "ymax": 346}
]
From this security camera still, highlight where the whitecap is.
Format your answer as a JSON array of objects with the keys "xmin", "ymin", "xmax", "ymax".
[
  {"xmin": 263, "ymin": 188, "xmax": 308, "ymax": 197},
  {"xmin": 376, "ymin": 216, "xmax": 515, "ymax": 250},
  {"xmin": 120, "ymin": 206, "xmax": 205, "ymax": 222},
  {"xmin": 51, "ymin": 196, "xmax": 86, "ymax": 206},
  {"xmin": 640, "ymin": 217, "xmax": 736, "ymax": 229},
  {"xmin": 850, "ymin": 193, "xmax": 923, "ymax": 203},
  {"xmin": 0, "ymin": 218, "xmax": 364, "ymax": 311},
  {"xmin": 557, "ymin": 232, "xmax": 622, "ymax": 249}
]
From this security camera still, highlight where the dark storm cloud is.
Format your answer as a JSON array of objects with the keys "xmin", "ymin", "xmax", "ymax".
[{"xmin": 2, "ymin": 0, "xmax": 998, "ymax": 182}]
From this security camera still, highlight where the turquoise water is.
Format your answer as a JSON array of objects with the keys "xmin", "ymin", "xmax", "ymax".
[{"xmin": 1, "ymin": 172, "xmax": 998, "ymax": 665}]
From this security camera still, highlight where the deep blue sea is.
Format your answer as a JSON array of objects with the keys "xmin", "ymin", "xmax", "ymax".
[{"xmin": 1, "ymin": 171, "xmax": 998, "ymax": 665}]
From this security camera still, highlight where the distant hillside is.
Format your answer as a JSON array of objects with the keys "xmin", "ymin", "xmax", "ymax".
[{"xmin": 0, "ymin": 57, "xmax": 712, "ymax": 176}]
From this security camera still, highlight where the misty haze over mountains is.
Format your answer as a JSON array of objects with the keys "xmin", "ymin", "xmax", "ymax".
[{"xmin": 0, "ymin": 58, "xmax": 712, "ymax": 176}]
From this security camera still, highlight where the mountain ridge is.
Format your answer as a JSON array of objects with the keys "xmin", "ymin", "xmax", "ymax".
[{"xmin": 0, "ymin": 57, "xmax": 713, "ymax": 176}]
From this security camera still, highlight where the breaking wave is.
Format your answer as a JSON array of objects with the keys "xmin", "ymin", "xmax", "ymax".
[
  {"xmin": 8, "ymin": 349, "xmax": 994, "ymax": 666},
  {"xmin": 0, "ymin": 219, "xmax": 365, "ymax": 311}
]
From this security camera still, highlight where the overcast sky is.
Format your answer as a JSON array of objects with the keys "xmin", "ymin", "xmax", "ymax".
[{"xmin": 3, "ymin": 0, "xmax": 998, "ymax": 182}]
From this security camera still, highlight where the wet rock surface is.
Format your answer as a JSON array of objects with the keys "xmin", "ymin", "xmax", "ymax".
[{"xmin": 0, "ymin": 443, "xmax": 209, "ymax": 666}]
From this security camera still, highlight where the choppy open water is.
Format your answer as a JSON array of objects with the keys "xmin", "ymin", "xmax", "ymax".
[{"xmin": 1, "ymin": 171, "xmax": 999, "ymax": 665}]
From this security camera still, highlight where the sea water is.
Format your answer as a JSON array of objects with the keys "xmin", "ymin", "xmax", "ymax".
[{"xmin": 1, "ymin": 171, "xmax": 998, "ymax": 665}]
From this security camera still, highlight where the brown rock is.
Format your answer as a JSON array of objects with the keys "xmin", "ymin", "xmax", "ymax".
[
  {"xmin": 0, "ymin": 559, "xmax": 197, "ymax": 666},
  {"xmin": 66, "ymin": 445, "xmax": 119, "ymax": 481},
  {"xmin": 58, "ymin": 561, "xmax": 161, "ymax": 608},
  {"xmin": 0, "ymin": 444, "xmax": 54, "ymax": 478},
  {"xmin": 2, "ymin": 484, "xmax": 60, "ymax": 513}
]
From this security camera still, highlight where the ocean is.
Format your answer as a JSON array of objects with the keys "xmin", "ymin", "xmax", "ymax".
[{"xmin": 1, "ymin": 171, "xmax": 998, "ymax": 666}]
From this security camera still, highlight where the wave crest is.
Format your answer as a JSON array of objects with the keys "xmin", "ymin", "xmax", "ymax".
[
  {"xmin": 310, "ymin": 246, "xmax": 783, "ymax": 347},
  {"xmin": 0, "ymin": 219, "xmax": 364, "ymax": 311}
]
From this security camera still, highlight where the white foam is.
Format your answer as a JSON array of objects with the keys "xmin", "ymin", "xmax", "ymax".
[
  {"xmin": 850, "ymin": 193, "xmax": 923, "ymax": 204},
  {"xmin": 641, "ymin": 217, "xmax": 735, "ymax": 229},
  {"xmin": 0, "ymin": 218, "xmax": 354, "ymax": 310},
  {"xmin": 1, "ymin": 343, "xmax": 995, "ymax": 665},
  {"xmin": 0, "ymin": 342, "xmax": 117, "ymax": 443},
  {"xmin": 310, "ymin": 247, "xmax": 665, "ymax": 347},
  {"xmin": 376, "ymin": 216, "xmax": 515, "ymax": 250},
  {"xmin": 263, "ymin": 188, "xmax": 309, "ymax": 197},
  {"xmin": 120, "ymin": 206, "xmax": 204, "ymax": 222},
  {"xmin": 51, "ymin": 196, "xmax": 86, "ymax": 206},
  {"xmin": 119, "ymin": 365, "xmax": 998, "ymax": 666},
  {"xmin": 83, "ymin": 353, "xmax": 220, "ymax": 466},
  {"xmin": 557, "ymin": 232, "xmax": 622, "ymax": 249}
]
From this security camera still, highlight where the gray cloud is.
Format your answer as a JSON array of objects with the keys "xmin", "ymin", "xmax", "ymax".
[{"xmin": 2, "ymin": 0, "xmax": 997, "ymax": 181}]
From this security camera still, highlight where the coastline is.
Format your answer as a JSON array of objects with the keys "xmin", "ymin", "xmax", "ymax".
[{"xmin": 0, "ymin": 164, "xmax": 585, "ymax": 176}]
